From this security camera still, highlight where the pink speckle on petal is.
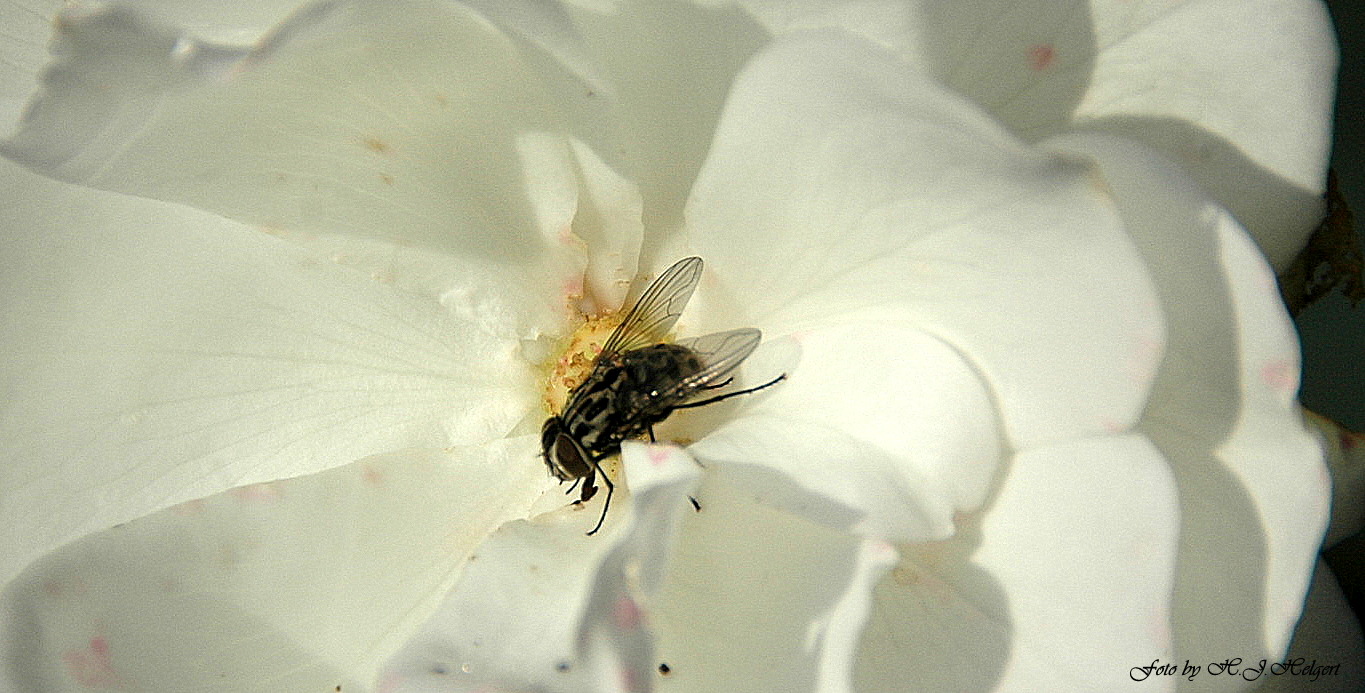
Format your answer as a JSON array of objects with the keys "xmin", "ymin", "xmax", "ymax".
[
  {"xmin": 362, "ymin": 465, "xmax": 385, "ymax": 486},
  {"xmin": 43, "ymin": 577, "xmax": 88, "ymax": 599},
  {"xmin": 375, "ymin": 671, "xmax": 405, "ymax": 693},
  {"xmin": 1260, "ymin": 359, "xmax": 1297, "ymax": 392},
  {"xmin": 1099, "ymin": 417, "xmax": 1127, "ymax": 434},
  {"xmin": 647, "ymin": 447, "xmax": 669, "ymax": 467},
  {"xmin": 230, "ymin": 482, "xmax": 282, "ymax": 503},
  {"xmin": 170, "ymin": 499, "xmax": 207, "ymax": 516},
  {"xmin": 619, "ymin": 666, "xmax": 645, "ymax": 693},
  {"xmin": 563, "ymin": 278, "xmax": 584, "ymax": 299},
  {"xmin": 1027, "ymin": 43, "xmax": 1055, "ymax": 71},
  {"xmin": 612, "ymin": 596, "xmax": 643, "ymax": 631},
  {"xmin": 62, "ymin": 637, "xmax": 120, "ymax": 688}
]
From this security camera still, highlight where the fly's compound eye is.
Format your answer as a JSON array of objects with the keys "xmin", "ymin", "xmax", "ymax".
[
  {"xmin": 541, "ymin": 418, "xmax": 572, "ymax": 481},
  {"xmin": 550, "ymin": 432, "xmax": 591, "ymax": 481}
]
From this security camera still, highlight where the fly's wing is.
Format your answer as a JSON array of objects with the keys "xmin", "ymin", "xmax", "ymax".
[
  {"xmin": 667, "ymin": 328, "xmax": 763, "ymax": 400},
  {"xmin": 599, "ymin": 256, "xmax": 704, "ymax": 358}
]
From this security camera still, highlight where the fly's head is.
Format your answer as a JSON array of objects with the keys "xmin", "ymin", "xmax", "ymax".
[{"xmin": 540, "ymin": 416, "xmax": 590, "ymax": 482}]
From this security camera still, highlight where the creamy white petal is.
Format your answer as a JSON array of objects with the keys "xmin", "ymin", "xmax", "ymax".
[
  {"xmin": 727, "ymin": 0, "xmax": 1337, "ymax": 267},
  {"xmin": 1304, "ymin": 410, "xmax": 1365, "ymax": 548},
  {"xmin": 2, "ymin": 0, "xmax": 608, "ymax": 316},
  {"xmin": 378, "ymin": 441, "xmax": 703, "ymax": 693},
  {"xmin": 0, "ymin": 0, "xmax": 63, "ymax": 131},
  {"xmin": 90, "ymin": 0, "xmax": 318, "ymax": 45},
  {"xmin": 685, "ymin": 324, "xmax": 999, "ymax": 542},
  {"xmin": 1076, "ymin": 0, "xmax": 1336, "ymax": 268},
  {"xmin": 650, "ymin": 472, "xmax": 896, "ymax": 693},
  {"xmin": 0, "ymin": 159, "xmax": 535, "ymax": 587},
  {"xmin": 856, "ymin": 436, "xmax": 1180, "ymax": 692},
  {"xmin": 0, "ymin": 442, "xmax": 549, "ymax": 692},
  {"xmin": 1250, "ymin": 560, "xmax": 1365, "ymax": 692},
  {"xmin": 688, "ymin": 32, "xmax": 1163, "ymax": 447},
  {"xmin": 382, "ymin": 443, "xmax": 896, "ymax": 693},
  {"xmin": 558, "ymin": 1, "xmax": 770, "ymax": 253},
  {"xmin": 1047, "ymin": 133, "xmax": 1329, "ymax": 676}
]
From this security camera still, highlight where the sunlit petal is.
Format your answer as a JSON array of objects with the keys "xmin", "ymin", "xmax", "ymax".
[
  {"xmin": 1048, "ymin": 132, "xmax": 1328, "ymax": 667},
  {"xmin": 2, "ymin": 1, "xmax": 615, "ymax": 315},
  {"xmin": 856, "ymin": 436, "xmax": 1179, "ymax": 692},
  {"xmin": 0, "ymin": 441, "xmax": 548, "ymax": 692},
  {"xmin": 0, "ymin": 159, "xmax": 536, "ymax": 587},
  {"xmin": 688, "ymin": 32, "xmax": 1162, "ymax": 446}
]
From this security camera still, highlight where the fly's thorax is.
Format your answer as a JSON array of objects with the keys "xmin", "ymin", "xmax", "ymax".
[{"xmin": 619, "ymin": 344, "xmax": 706, "ymax": 394}]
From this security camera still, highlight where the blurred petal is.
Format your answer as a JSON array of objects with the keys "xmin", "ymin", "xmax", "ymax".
[
  {"xmin": 0, "ymin": 159, "xmax": 536, "ymax": 587},
  {"xmin": 378, "ymin": 441, "xmax": 702, "ymax": 693},
  {"xmin": 685, "ymin": 323, "xmax": 999, "ymax": 542},
  {"xmin": 855, "ymin": 436, "xmax": 1180, "ymax": 692},
  {"xmin": 382, "ymin": 443, "xmax": 896, "ymax": 693},
  {"xmin": 650, "ymin": 472, "xmax": 896, "ymax": 693},
  {"xmin": 108, "ymin": 0, "xmax": 316, "ymax": 45},
  {"xmin": 687, "ymin": 32, "xmax": 1163, "ymax": 447},
  {"xmin": 1048, "ymin": 133, "xmax": 1328, "ymax": 671},
  {"xmin": 0, "ymin": 441, "xmax": 548, "ymax": 692},
  {"xmin": 0, "ymin": 0, "xmax": 62, "ymax": 130},
  {"xmin": 2, "ymin": 0, "xmax": 611, "ymax": 313}
]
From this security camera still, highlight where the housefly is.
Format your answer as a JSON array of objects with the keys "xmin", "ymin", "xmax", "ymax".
[{"xmin": 541, "ymin": 257, "xmax": 785, "ymax": 535}]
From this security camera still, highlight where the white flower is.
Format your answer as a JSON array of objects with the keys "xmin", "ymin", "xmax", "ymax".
[{"xmin": 0, "ymin": 1, "xmax": 1336, "ymax": 692}]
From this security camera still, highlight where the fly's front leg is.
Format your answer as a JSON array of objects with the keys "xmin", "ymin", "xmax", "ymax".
[
  {"xmin": 586, "ymin": 453, "xmax": 615, "ymax": 536},
  {"xmin": 577, "ymin": 473, "xmax": 598, "ymax": 504}
]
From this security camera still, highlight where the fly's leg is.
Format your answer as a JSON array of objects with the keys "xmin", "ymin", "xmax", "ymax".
[
  {"xmin": 565, "ymin": 476, "xmax": 583, "ymax": 496},
  {"xmin": 673, "ymin": 374, "xmax": 787, "ymax": 410},
  {"xmin": 578, "ymin": 474, "xmax": 598, "ymax": 504},
  {"xmin": 585, "ymin": 454, "xmax": 615, "ymax": 536}
]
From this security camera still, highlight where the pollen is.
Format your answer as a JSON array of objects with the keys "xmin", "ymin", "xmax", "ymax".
[{"xmin": 542, "ymin": 312, "xmax": 619, "ymax": 414}]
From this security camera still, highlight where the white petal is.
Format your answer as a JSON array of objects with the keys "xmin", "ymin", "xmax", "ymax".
[
  {"xmin": 1077, "ymin": 0, "xmax": 1337, "ymax": 268},
  {"xmin": 558, "ymin": 1, "xmax": 770, "ymax": 247},
  {"xmin": 3, "ymin": 0, "xmax": 604, "ymax": 308},
  {"xmin": 730, "ymin": 0, "xmax": 1336, "ymax": 268},
  {"xmin": 0, "ymin": 0, "xmax": 63, "ymax": 131},
  {"xmin": 0, "ymin": 160, "xmax": 535, "ymax": 587},
  {"xmin": 1251, "ymin": 560, "xmax": 1365, "ymax": 692},
  {"xmin": 651, "ymin": 473, "xmax": 896, "ymax": 693},
  {"xmin": 1303, "ymin": 409, "xmax": 1365, "ymax": 548},
  {"xmin": 855, "ymin": 436, "xmax": 1180, "ymax": 692},
  {"xmin": 687, "ymin": 32, "xmax": 1163, "ymax": 447},
  {"xmin": 378, "ymin": 442, "xmax": 703, "ymax": 693},
  {"xmin": 102, "ymin": 0, "xmax": 315, "ymax": 45},
  {"xmin": 684, "ymin": 323, "xmax": 1000, "ymax": 542},
  {"xmin": 1048, "ymin": 133, "xmax": 1328, "ymax": 669},
  {"xmin": 382, "ymin": 444, "xmax": 896, "ymax": 693},
  {"xmin": 0, "ymin": 441, "xmax": 549, "ymax": 692}
]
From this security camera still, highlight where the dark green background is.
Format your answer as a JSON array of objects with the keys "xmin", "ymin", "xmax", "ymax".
[{"xmin": 1302, "ymin": 1, "xmax": 1365, "ymax": 431}]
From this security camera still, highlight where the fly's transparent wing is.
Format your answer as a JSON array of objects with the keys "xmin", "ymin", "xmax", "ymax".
[
  {"xmin": 599, "ymin": 257, "xmax": 704, "ymax": 358},
  {"xmin": 667, "ymin": 328, "xmax": 762, "ymax": 400}
]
